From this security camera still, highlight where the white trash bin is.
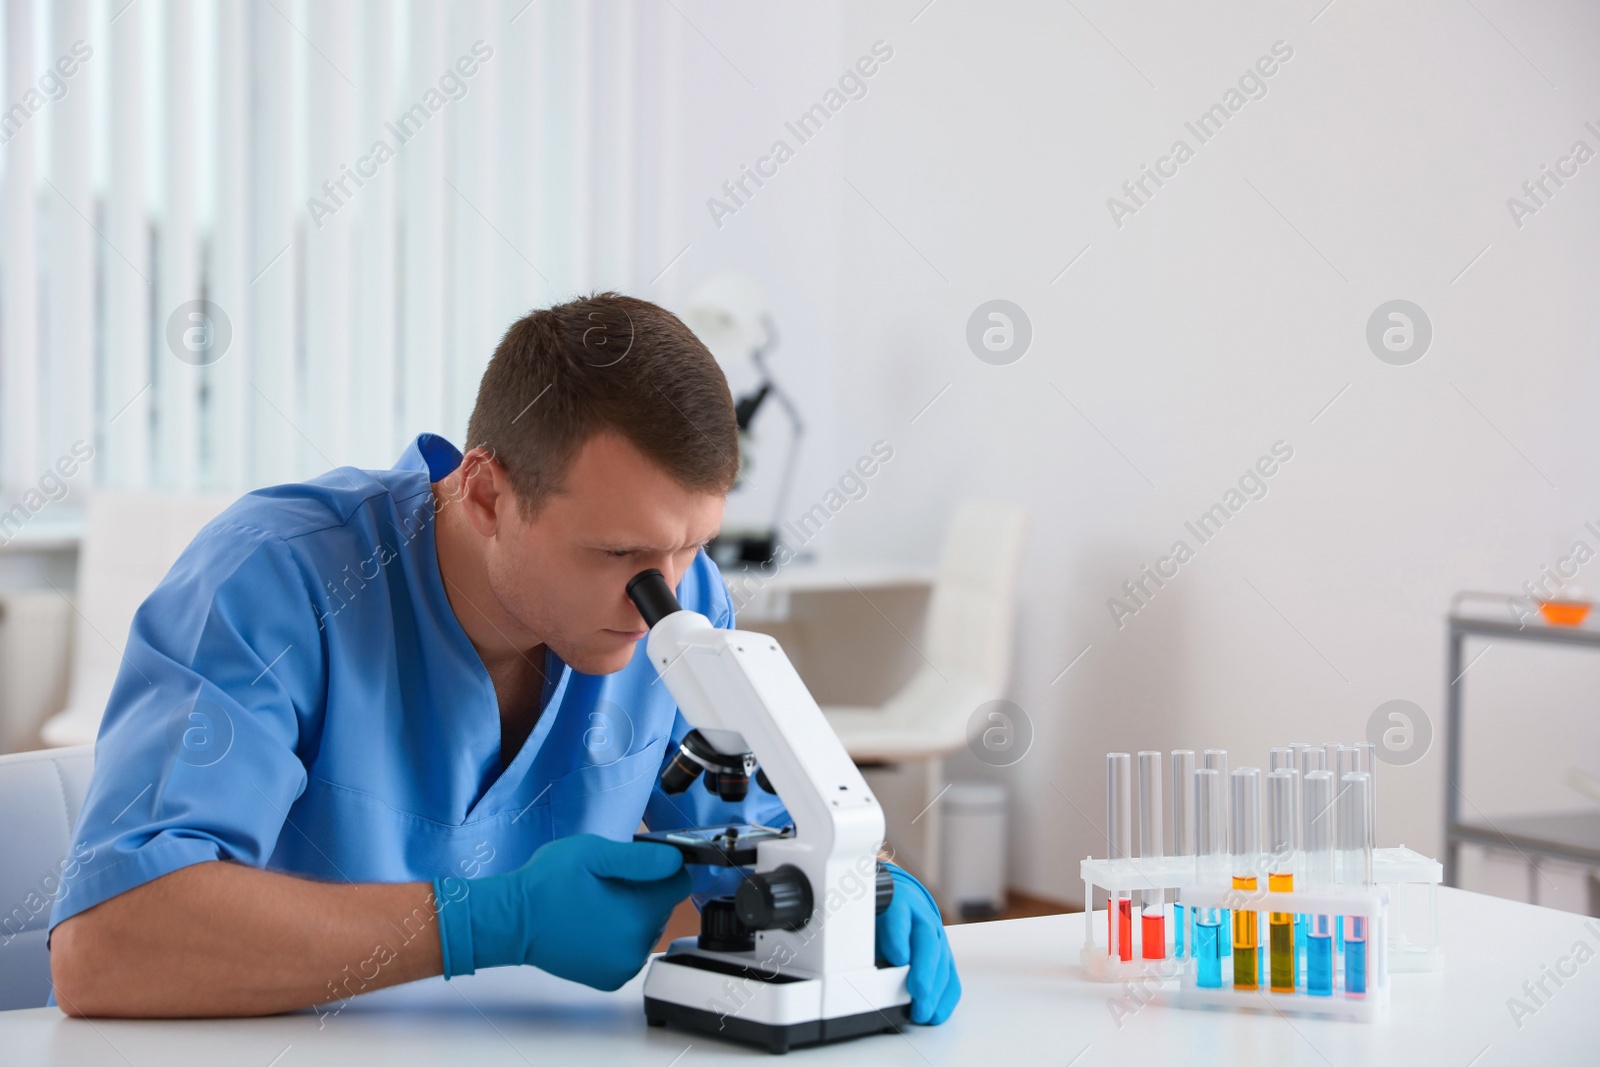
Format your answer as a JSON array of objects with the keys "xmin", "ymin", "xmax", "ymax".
[{"xmin": 940, "ymin": 781, "xmax": 1007, "ymax": 920}]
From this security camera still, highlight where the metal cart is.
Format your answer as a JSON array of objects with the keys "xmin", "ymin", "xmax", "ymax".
[{"xmin": 1445, "ymin": 592, "xmax": 1600, "ymax": 902}]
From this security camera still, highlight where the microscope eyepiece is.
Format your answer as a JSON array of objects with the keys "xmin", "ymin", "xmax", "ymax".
[{"xmin": 626, "ymin": 568, "xmax": 682, "ymax": 628}]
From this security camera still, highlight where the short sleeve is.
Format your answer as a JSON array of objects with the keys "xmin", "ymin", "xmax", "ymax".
[
  {"xmin": 48, "ymin": 523, "xmax": 323, "ymax": 934},
  {"xmin": 643, "ymin": 551, "xmax": 793, "ymax": 907}
]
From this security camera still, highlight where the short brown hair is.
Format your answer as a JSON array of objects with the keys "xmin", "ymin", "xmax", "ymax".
[{"xmin": 465, "ymin": 292, "xmax": 739, "ymax": 518}]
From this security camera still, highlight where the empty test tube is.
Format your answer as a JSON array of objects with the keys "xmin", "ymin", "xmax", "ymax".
[
  {"xmin": 1193, "ymin": 767, "xmax": 1224, "ymax": 989},
  {"xmin": 1203, "ymin": 749, "xmax": 1230, "ymax": 955},
  {"xmin": 1138, "ymin": 752, "xmax": 1165, "ymax": 960},
  {"xmin": 1303, "ymin": 770, "xmax": 1336, "ymax": 996},
  {"xmin": 1204, "ymin": 750, "xmax": 1229, "ymax": 844},
  {"xmin": 1170, "ymin": 750, "xmax": 1196, "ymax": 959},
  {"xmin": 1322, "ymin": 742, "xmax": 1345, "ymax": 781},
  {"xmin": 1335, "ymin": 745, "xmax": 1357, "ymax": 790},
  {"xmin": 1340, "ymin": 771, "xmax": 1373, "ymax": 998},
  {"xmin": 1323, "ymin": 744, "xmax": 1349, "ymax": 891},
  {"xmin": 1266, "ymin": 769, "xmax": 1297, "ymax": 993},
  {"xmin": 1107, "ymin": 753, "xmax": 1133, "ymax": 961},
  {"xmin": 1231, "ymin": 768, "xmax": 1262, "ymax": 990},
  {"xmin": 1269, "ymin": 747, "xmax": 1294, "ymax": 772},
  {"xmin": 1353, "ymin": 741, "xmax": 1377, "ymax": 850}
]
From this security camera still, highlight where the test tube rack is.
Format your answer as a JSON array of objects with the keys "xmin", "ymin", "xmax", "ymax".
[
  {"xmin": 1078, "ymin": 854, "xmax": 1194, "ymax": 982},
  {"xmin": 1175, "ymin": 880, "xmax": 1390, "ymax": 1022},
  {"xmin": 1079, "ymin": 742, "xmax": 1444, "ymax": 1017},
  {"xmin": 1078, "ymin": 846, "xmax": 1441, "ymax": 982},
  {"xmin": 1373, "ymin": 845, "xmax": 1443, "ymax": 973}
]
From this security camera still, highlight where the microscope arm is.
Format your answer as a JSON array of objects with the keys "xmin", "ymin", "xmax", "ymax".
[{"xmin": 627, "ymin": 568, "xmax": 888, "ymax": 979}]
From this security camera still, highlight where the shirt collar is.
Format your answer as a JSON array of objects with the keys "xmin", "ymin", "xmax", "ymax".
[{"xmin": 392, "ymin": 433, "xmax": 464, "ymax": 483}]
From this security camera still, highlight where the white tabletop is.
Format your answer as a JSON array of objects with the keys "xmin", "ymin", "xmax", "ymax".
[{"xmin": 2, "ymin": 886, "xmax": 1594, "ymax": 1064}]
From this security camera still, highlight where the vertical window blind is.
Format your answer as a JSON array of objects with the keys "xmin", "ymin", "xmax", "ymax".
[{"xmin": 0, "ymin": 0, "xmax": 690, "ymax": 503}]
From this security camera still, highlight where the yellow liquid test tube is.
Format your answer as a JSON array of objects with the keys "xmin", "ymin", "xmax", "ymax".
[
  {"xmin": 1267, "ymin": 769, "xmax": 1298, "ymax": 993},
  {"xmin": 1231, "ymin": 768, "xmax": 1262, "ymax": 991},
  {"xmin": 1232, "ymin": 874, "xmax": 1259, "ymax": 989},
  {"xmin": 1268, "ymin": 872, "xmax": 1294, "ymax": 991}
]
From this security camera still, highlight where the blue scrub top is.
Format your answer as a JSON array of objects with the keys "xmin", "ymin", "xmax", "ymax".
[{"xmin": 48, "ymin": 433, "xmax": 789, "ymax": 941}]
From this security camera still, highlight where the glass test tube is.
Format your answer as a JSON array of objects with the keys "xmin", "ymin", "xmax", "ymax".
[
  {"xmin": 1303, "ymin": 770, "xmax": 1335, "ymax": 996},
  {"xmin": 1170, "ymin": 750, "xmax": 1196, "ymax": 959},
  {"xmin": 1331, "ymin": 746, "xmax": 1356, "ymax": 946},
  {"xmin": 1340, "ymin": 771, "xmax": 1373, "ymax": 998},
  {"xmin": 1320, "ymin": 741, "xmax": 1346, "ymax": 951},
  {"xmin": 1335, "ymin": 745, "xmax": 1357, "ymax": 789},
  {"xmin": 1138, "ymin": 752, "xmax": 1165, "ymax": 959},
  {"xmin": 1203, "ymin": 749, "xmax": 1231, "ymax": 956},
  {"xmin": 1353, "ymin": 741, "xmax": 1377, "ymax": 851},
  {"xmin": 1269, "ymin": 747, "xmax": 1294, "ymax": 772},
  {"xmin": 1294, "ymin": 746, "xmax": 1321, "ymax": 976},
  {"xmin": 1193, "ymin": 767, "xmax": 1224, "ymax": 988},
  {"xmin": 1107, "ymin": 753, "xmax": 1133, "ymax": 961},
  {"xmin": 1266, "ymin": 769, "xmax": 1297, "ymax": 993},
  {"xmin": 1231, "ymin": 768, "xmax": 1262, "ymax": 990}
]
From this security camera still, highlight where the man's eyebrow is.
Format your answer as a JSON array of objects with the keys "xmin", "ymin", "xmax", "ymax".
[{"xmin": 598, "ymin": 532, "xmax": 719, "ymax": 553}]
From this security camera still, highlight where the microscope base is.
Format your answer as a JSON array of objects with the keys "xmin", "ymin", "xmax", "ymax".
[{"xmin": 641, "ymin": 949, "xmax": 911, "ymax": 1055}]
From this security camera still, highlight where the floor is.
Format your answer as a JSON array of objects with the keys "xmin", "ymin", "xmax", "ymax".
[{"xmin": 653, "ymin": 889, "xmax": 1075, "ymax": 951}]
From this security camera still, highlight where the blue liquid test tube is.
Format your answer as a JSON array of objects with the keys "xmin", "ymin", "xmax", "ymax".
[
  {"xmin": 1203, "ymin": 749, "xmax": 1230, "ymax": 956},
  {"xmin": 1322, "ymin": 743, "xmax": 1347, "ymax": 941},
  {"xmin": 1303, "ymin": 769, "xmax": 1336, "ymax": 996},
  {"xmin": 1193, "ymin": 767, "xmax": 1225, "ymax": 988},
  {"xmin": 1295, "ymin": 744, "xmax": 1323, "ymax": 981},
  {"xmin": 1341, "ymin": 771, "xmax": 1373, "ymax": 998},
  {"xmin": 1170, "ymin": 750, "xmax": 1196, "ymax": 959}
]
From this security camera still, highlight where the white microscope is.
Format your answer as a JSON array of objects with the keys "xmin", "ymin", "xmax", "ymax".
[{"xmin": 626, "ymin": 568, "xmax": 911, "ymax": 1054}]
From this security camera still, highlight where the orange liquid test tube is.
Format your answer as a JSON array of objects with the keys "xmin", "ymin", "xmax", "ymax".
[
  {"xmin": 1138, "ymin": 751, "xmax": 1166, "ymax": 959},
  {"xmin": 1107, "ymin": 754, "xmax": 1133, "ymax": 961}
]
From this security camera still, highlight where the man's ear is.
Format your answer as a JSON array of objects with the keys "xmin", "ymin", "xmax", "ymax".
[{"xmin": 455, "ymin": 447, "xmax": 510, "ymax": 537}]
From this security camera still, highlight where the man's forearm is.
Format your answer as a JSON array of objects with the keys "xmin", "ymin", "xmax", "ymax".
[{"xmin": 50, "ymin": 860, "xmax": 444, "ymax": 1018}]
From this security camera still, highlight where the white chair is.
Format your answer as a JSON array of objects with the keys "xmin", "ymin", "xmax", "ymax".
[
  {"xmin": 0, "ymin": 745, "xmax": 94, "ymax": 1010},
  {"xmin": 822, "ymin": 501, "xmax": 1027, "ymax": 895},
  {"xmin": 40, "ymin": 490, "xmax": 234, "ymax": 748}
]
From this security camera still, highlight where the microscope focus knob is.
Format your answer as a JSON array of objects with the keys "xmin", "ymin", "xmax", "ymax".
[{"xmin": 734, "ymin": 865, "xmax": 813, "ymax": 931}]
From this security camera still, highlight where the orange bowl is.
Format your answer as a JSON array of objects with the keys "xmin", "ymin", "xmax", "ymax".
[{"xmin": 1539, "ymin": 599, "xmax": 1591, "ymax": 627}]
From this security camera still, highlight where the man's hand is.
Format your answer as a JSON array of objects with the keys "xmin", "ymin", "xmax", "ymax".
[
  {"xmin": 435, "ymin": 834, "xmax": 691, "ymax": 991},
  {"xmin": 876, "ymin": 863, "xmax": 961, "ymax": 1024}
]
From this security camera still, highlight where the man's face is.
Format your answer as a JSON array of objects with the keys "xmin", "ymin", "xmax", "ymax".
[{"xmin": 482, "ymin": 430, "xmax": 724, "ymax": 675}]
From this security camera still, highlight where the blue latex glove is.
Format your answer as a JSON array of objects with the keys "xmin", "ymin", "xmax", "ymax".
[
  {"xmin": 876, "ymin": 863, "xmax": 961, "ymax": 1024},
  {"xmin": 433, "ymin": 833, "xmax": 691, "ymax": 991}
]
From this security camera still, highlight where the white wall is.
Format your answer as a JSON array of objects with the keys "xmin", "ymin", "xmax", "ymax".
[
  {"xmin": 9, "ymin": 0, "xmax": 1598, "ymax": 910},
  {"xmin": 672, "ymin": 1, "xmax": 1600, "ymax": 907}
]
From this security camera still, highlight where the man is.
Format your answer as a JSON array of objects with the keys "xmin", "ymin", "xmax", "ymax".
[{"xmin": 47, "ymin": 293, "xmax": 960, "ymax": 1027}]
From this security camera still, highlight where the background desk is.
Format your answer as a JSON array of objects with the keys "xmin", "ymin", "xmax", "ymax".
[
  {"xmin": 720, "ymin": 560, "xmax": 936, "ymax": 709},
  {"xmin": 2, "ymin": 887, "xmax": 1594, "ymax": 1064}
]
